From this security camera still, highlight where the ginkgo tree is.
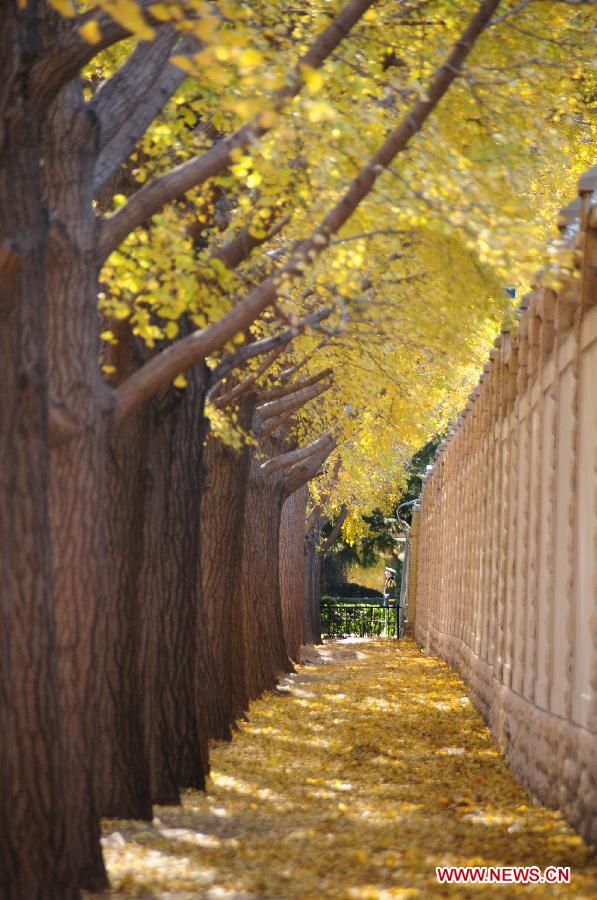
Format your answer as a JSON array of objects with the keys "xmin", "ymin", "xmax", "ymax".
[{"xmin": 0, "ymin": 0, "xmax": 595, "ymax": 897}]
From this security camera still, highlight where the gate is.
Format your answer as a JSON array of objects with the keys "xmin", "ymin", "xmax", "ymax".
[{"xmin": 321, "ymin": 598, "xmax": 402, "ymax": 638}]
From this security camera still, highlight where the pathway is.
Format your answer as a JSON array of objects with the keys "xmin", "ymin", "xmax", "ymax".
[{"xmin": 97, "ymin": 640, "xmax": 596, "ymax": 898}]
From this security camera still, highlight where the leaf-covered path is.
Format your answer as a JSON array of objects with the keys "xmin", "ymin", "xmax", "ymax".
[{"xmin": 99, "ymin": 640, "xmax": 596, "ymax": 898}]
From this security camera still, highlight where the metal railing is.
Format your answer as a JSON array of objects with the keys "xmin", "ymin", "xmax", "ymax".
[{"xmin": 321, "ymin": 597, "xmax": 403, "ymax": 638}]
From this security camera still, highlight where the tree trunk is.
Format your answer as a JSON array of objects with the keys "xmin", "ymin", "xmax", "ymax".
[
  {"xmin": 99, "ymin": 327, "xmax": 153, "ymax": 819},
  {"xmin": 279, "ymin": 485, "xmax": 308, "ymax": 662},
  {"xmin": 199, "ymin": 403, "xmax": 253, "ymax": 738},
  {"xmin": 44, "ymin": 76, "xmax": 108, "ymax": 892},
  {"xmin": 239, "ymin": 454, "xmax": 292, "ymax": 700},
  {"xmin": 0, "ymin": 10, "xmax": 77, "ymax": 895},
  {"xmin": 304, "ymin": 522, "xmax": 323, "ymax": 644},
  {"xmin": 138, "ymin": 363, "xmax": 209, "ymax": 803}
]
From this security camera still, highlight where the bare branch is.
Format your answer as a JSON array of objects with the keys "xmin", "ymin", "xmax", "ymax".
[
  {"xmin": 261, "ymin": 430, "xmax": 335, "ymax": 477},
  {"xmin": 256, "ymin": 367, "xmax": 333, "ymax": 403},
  {"xmin": 211, "ymin": 215, "xmax": 291, "ymax": 270},
  {"xmin": 492, "ymin": 0, "xmax": 594, "ymax": 25},
  {"xmin": 30, "ymin": 2, "xmax": 165, "ymax": 106},
  {"xmin": 305, "ymin": 457, "xmax": 342, "ymax": 529},
  {"xmin": 490, "ymin": 0, "xmax": 535, "ymax": 23},
  {"xmin": 91, "ymin": 31, "xmax": 198, "ymax": 196},
  {"xmin": 279, "ymin": 337, "xmax": 329, "ymax": 382},
  {"xmin": 305, "ymin": 503, "xmax": 325, "ymax": 531},
  {"xmin": 257, "ymin": 408, "xmax": 296, "ymax": 440},
  {"xmin": 284, "ymin": 434, "xmax": 338, "ymax": 496},
  {"xmin": 97, "ymin": 0, "xmax": 375, "ymax": 259},
  {"xmin": 211, "ymin": 345, "xmax": 286, "ymax": 408},
  {"xmin": 255, "ymin": 379, "xmax": 333, "ymax": 434},
  {"xmin": 209, "ymin": 307, "xmax": 333, "ymax": 386},
  {"xmin": 320, "ymin": 505, "xmax": 348, "ymax": 552},
  {"xmin": 90, "ymin": 28, "xmax": 176, "ymax": 148},
  {"xmin": 113, "ymin": 0, "xmax": 500, "ymax": 423},
  {"xmin": 330, "ymin": 228, "xmax": 410, "ymax": 245}
]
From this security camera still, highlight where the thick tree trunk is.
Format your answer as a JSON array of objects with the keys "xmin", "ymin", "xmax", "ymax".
[
  {"xmin": 199, "ymin": 406, "xmax": 253, "ymax": 738},
  {"xmin": 138, "ymin": 363, "xmax": 209, "ymax": 803},
  {"xmin": 304, "ymin": 523, "xmax": 324, "ymax": 644},
  {"xmin": 44, "ymin": 77, "xmax": 108, "ymax": 891},
  {"xmin": 279, "ymin": 485, "xmax": 308, "ymax": 662},
  {"xmin": 99, "ymin": 327, "xmax": 152, "ymax": 819},
  {"xmin": 0, "ymin": 11, "xmax": 77, "ymax": 895},
  {"xmin": 239, "ymin": 455, "xmax": 292, "ymax": 700}
]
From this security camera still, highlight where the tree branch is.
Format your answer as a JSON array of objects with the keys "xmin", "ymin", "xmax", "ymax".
[
  {"xmin": 90, "ymin": 27, "xmax": 177, "ymax": 149},
  {"xmin": 256, "ymin": 367, "xmax": 333, "ymax": 403},
  {"xmin": 261, "ymin": 429, "xmax": 335, "ymax": 477},
  {"xmin": 30, "ymin": 3, "xmax": 165, "ymax": 107},
  {"xmin": 320, "ymin": 505, "xmax": 348, "ymax": 551},
  {"xmin": 305, "ymin": 503, "xmax": 325, "ymax": 531},
  {"xmin": 113, "ymin": 0, "xmax": 499, "ymax": 424},
  {"xmin": 279, "ymin": 337, "xmax": 329, "ymax": 383},
  {"xmin": 284, "ymin": 434, "xmax": 338, "ymax": 497},
  {"xmin": 305, "ymin": 458, "xmax": 342, "ymax": 529},
  {"xmin": 97, "ymin": 0, "xmax": 375, "ymax": 259},
  {"xmin": 211, "ymin": 345, "xmax": 287, "ymax": 408},
  {"xmin": 257, "ymin": 407, "xmax": 296, "ymax": 441},
  {"xmin": 91, "ymin": 31, "xmax": 198, "ymax": 196},
  {"xmin": 255, "ymin": 378, "xmax": 333, "ymax": 434},
  {"xmin": 211, "ymin": 215, "xmax": 291, "ymax": 270},
  {"xmin": 209, "ymin": 307, "xmax": 333, "ymax": 387}
]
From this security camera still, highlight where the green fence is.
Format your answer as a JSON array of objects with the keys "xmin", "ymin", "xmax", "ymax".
[{"xmin": 321, "ymin": 598, "xmax": 402, "ymax": 638}]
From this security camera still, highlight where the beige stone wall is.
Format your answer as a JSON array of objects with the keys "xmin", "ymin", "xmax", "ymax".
[
  {"xmin": 404, "ymin": 506, "xmax": 420, "ymax": 637},
  {"xmin": 414, "ymin": 168, "xmax": 597, "ymax": 844}
]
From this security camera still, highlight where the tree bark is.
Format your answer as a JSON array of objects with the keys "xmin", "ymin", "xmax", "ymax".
[
  {"xmin": 0, "ymin": 8, "xmax": 77, "ymax": 896},
  {"xmin": 44, "ymin": 75, "xmax": 109, "ymax": 892},
  {"xmin": 199, "ymin": 397, "xmax": 254, "ymax": 738},
  {"xmin": 279, "ymin": 485, "xmax": 309, "ymax": 662},
  {"xmin": 138, "ymin": 363, "xmax": 209, "ymax": 803},
  {"xmin": 99, "ymin": 330, "xmax": 152, "ymax": 819},
  {"xmin": 304, "ymin": 521, "xmax": 324, "ymax": 645},
  {"xmin": 239, "ymin": 451, "xmax": 293, "ymax": 699},
  {"xmin": 41, "ymin": 6, "xmax": 205, "ymax": 834}
]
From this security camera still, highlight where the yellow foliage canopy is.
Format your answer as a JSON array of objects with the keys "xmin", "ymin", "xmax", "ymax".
[{"xmin": 69, "ymin": 0, "xmax": 596, "ymax": 533}]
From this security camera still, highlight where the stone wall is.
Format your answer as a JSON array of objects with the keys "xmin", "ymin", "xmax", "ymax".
[{"xmin": 413, "ymin": 166, "xmax": 597, "ymax": 844}]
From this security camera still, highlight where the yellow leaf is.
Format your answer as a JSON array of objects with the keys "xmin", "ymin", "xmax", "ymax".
[
  {"xmin": 171, "ymin": 55, "xmax": 198, "ymax": 75},
  {"xmin": 246, "ymin": 172, "xmax": 262, "ymax": 188},
  {"xmin": 165, "ymin": 321, "xmax": 179, "ymax": 339},
  {"xmin": 258, "ymin": 109, "xmax": 278, "ymax": 129},
  {"xmin": 173, "ymin": 373, "xmax": 188, "ymax": 389},
  {"xmin": 79, "ymin": 19, "xmax": 101, "ymax": 44},
  {"xmin": 300, "ymin": 65, "xmax": 324, "ymax": 94},
  {"xmin": 148, "ymin": 2, "xmax": 173, "ymax": 21},
  {"xmin": 307, "ymin": 100, "xmax": 336, "ymax": 123},
  {"xmin": 49, "ymin": 0, "xmax": 76, "ymax": 16},
  {"xmin": 101, "ymin": 0, "xmax": 155, "ymax": 41},
  {"xmin": 239, "ymin": 48, "xmax": 262, "ymax": 68}
]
